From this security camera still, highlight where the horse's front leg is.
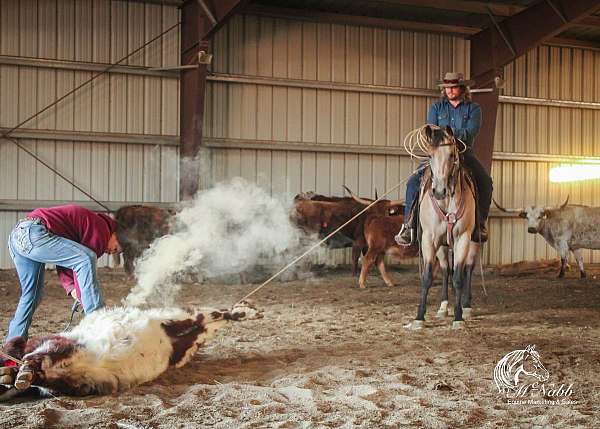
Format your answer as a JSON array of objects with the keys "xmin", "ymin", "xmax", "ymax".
[
  {"xmin": 462, "ymin": 242, "xmax": 479, "ymax": 319},
  {"xmin": 452, "ymin": 234, "xmax": 471, "ymax": 328},
  {"xmin": 413, "ymin": 235, "xmax": 436, "ymax": 329},
  {"xmin": 436, "ymin": 246, "xmax": 450, "ymax": 318}
]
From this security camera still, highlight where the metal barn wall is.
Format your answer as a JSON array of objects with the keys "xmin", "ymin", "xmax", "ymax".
[
  {"xmin": 203, "ymin": 14, "xmax": 600, "ymax": 266},
  {"xmin": 0, "ymin": 0, "xmax": 180, "ymax": 268},
  {"xmin": 486, "ymin": 46, "xmax": 600, "ymax": 266},
  {"xmin": 203, "ymin": 14, "xmax": 470, "ymax": 265}
]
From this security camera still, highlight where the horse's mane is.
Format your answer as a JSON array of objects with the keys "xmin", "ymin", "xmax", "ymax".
[{"xmin": 494, "ymin": 349, "xmax": 526, "ymax": 393}]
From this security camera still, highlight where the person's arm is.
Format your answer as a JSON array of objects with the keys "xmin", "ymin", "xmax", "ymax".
[
  {"xmin": 453, "ymin": 103, "xmax": 481, "ymax": 147},
  {"xmin": 427, "ymin": 103, "xmax": 439, "ymax": 126},
  {"xmin": 56, "ymin": 267, "xmax": 80, "ymax": 300}
]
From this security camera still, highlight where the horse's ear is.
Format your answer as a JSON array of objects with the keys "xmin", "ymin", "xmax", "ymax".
[
  {"xmin": 424, "ymin": 125, "xmax": 433, "ymax": 140},
  {"xmin": 525, "ymin": 345, "xmax": 534, "ymax": 352},
  {"xmin": 445, "ymin": 125, "xmax": 454, "ymax": 137}
]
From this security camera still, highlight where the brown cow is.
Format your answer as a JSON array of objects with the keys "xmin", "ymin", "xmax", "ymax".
[
  {"xmin": 293, "ymin": 192, "xmax": 395, "ymax": 276},
  {"xmin": 344, "ymin": 188, "xmax": 419, "ymax": 288},
  {"xmin": 114, "ymin": 205, "xmax": 176, "ymax": 276}
]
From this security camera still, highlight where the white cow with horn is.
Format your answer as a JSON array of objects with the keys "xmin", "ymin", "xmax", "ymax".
[{"xmin": 493, "ymin": 196, "xmax": 600, "ymax": 278}]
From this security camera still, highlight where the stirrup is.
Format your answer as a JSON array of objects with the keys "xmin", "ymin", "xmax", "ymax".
[{"xmin": 395, "ymin": 224, "xmax": 414, "ymax": 246}]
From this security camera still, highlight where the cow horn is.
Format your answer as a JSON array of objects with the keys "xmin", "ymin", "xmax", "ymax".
[
  {"xmin": 493, "ymin": 198, "xmax": 524, "ymax": 214},
  {"xmin": 544, "ymin": 195, "xmax": 570, "ymax": 212},
  {"xmin": 343, "ymin": 185, "xmax": 372, "ymax": 206},
  {"xmin": 493, "ymin": 198, "xmax": 527, "ymax": 218},
  {"xmin": 559, "ymin": 195, "xmax": 569, "ymax": 209}
]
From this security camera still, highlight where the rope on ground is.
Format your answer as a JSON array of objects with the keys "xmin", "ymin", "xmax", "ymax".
[
  {"xmin": 0, "ymin": 21, "xmax": 181, "ymax": 213},
  {"xmin": 234, "ymin": 164, "xmax": 430, "ymax": 307}
]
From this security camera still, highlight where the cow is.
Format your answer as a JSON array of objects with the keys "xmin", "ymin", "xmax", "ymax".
[
  {"xmin": 493, "ymin": 196, "xmax": 599, "ymax": 278},
  {"xmin": 0, "ymin": 302, "xmax": 260, "ymax": 399},
  {"xmin": 293, "ymin": 191, "xmax": 401, "ymax": 277},
  {"xmin": 344, "ymin": 187, "xmax": 419, "ymax": 288},
  {"xmin": 114, "ymin": 205, "xmax": 176, "ymax": 276}
]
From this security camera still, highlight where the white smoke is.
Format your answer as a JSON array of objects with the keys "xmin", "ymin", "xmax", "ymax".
[{"xmin": 125, "ymin": 178, "xmax": 307, "ymax": 307}]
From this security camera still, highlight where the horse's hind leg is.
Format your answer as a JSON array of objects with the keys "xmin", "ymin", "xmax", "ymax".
[{"xmin": 436, "ymin": 247, "xmax": 450, "ymax": 318}]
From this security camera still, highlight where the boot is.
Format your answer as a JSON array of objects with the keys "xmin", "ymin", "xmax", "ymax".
[
  {"xmin": 395, "ymin": 224, "xmax": 414, "ymax": 246},
  {"xmin": 471, "ymin": 221, "xmax": 488, "ymax": 243}
]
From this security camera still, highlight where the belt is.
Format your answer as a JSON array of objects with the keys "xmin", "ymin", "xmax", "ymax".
[{"xmin": 17, "ymin": 216, "xmax": 46, "ymax": 227}]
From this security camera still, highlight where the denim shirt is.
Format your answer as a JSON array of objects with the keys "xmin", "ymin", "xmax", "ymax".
[{"xmin": 427, "ymin": 99, "xmax": 481, "ymax": 147}]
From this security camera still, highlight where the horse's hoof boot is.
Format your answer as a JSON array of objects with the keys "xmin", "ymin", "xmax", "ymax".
[
  {"xmin": 452, "ymin": 321, "xmax": 465, "ymax": 330},
  {"xmin": 404, "ymin": 320, "xmax": 424, "ymax": 330}
]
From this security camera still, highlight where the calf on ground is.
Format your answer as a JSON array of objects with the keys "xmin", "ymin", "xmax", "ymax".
[{"xmin": 0, "ymin": 302, "xmax": 259, "ymax": 399}]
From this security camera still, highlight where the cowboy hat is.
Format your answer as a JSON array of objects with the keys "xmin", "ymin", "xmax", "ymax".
[{"xmin": 436, "ymin": 72, "xmax": 475, "ymax": 88}]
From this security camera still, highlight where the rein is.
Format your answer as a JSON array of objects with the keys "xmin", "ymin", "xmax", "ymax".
[
  {"xmin": 427, "ymin": 141, "xmax": 469, "ymax": 249},
  {"xmin": 428, "ymin": 171, "xmax": 468, "ymax": 248}
]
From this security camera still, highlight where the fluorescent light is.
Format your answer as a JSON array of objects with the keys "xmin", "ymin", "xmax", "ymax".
[{"xmin": 549, "ymin": 161, "xmax": 600, "ymax": 183}]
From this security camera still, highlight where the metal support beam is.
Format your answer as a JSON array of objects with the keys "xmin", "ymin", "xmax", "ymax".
[
  {"xmin": 470, "ymin": 0, "xmax": 600, "ymax": 88},
  {"xmin": 471, "ymin": 88, "xmax": 500, "ymax": 174},
  {"xmin": 179, "ymin": 0, "xmax": 249, "ymax": 199},
  {"xmin": 470, "ymin": 0, "xmax": 600, "ymax": 174},
  {"xmin": 180, "ymin": 0, "xmax": 209, "ymax": 200}
]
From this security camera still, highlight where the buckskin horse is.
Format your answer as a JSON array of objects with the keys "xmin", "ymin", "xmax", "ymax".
[{"xmin": 406, "ymin": 125, "xmax": 479, "ymax": 329}]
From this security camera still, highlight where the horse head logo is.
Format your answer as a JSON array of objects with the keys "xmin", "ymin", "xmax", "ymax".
[{"xmin": 494, "ymin": 345, "xmax": 550, "ymax": 394}]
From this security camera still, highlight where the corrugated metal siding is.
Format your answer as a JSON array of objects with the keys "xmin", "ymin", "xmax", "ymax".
[
  {"xmin": 205, "ymin": 14, "xmax": 600, "ymax": 267},
  {"xmin": 486, "ymin": 45, "xmax": 600, "ymax": 266},
  {"xmin": 0, "ymin": 0, "xmax": 180, "ymax": 268},
  {"xmin": 205, "ymin": 14, "xmax": 469, "ymax": 265}
]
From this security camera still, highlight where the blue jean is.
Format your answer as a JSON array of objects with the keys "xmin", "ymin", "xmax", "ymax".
[{"xmin": 6, "ymin": 219, "xmax": 104, "ymax": 340}]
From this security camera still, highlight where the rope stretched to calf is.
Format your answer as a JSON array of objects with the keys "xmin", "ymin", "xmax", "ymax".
[{"xmin": 234, "ymin": 164, "xmax": 430, "ymax": 307}]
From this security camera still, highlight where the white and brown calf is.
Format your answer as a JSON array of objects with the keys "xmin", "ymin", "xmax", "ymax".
[{"xmin": 0, "ymin": 302, "xmax": 259, "ymax": 399}]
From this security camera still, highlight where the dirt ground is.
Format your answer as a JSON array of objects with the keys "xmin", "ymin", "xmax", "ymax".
[{"xmin": 0, "ymin": 264, "xmax": 598, "ymax": 429}]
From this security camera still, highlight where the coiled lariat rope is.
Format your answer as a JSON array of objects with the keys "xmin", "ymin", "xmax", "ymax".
[{"xmin": 403, "ymin": 124, "xmax": 468, "ymax": 160}]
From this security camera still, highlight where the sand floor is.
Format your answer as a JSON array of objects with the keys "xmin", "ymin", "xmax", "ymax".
[{"xmin": 0, "ymin": 265, "xmax": 598, "ymax": 428}]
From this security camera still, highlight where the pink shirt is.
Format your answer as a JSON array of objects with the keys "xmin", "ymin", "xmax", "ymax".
[{"xmin": 28, "ymin": 205, "xmax": 116, "ymax": 298}]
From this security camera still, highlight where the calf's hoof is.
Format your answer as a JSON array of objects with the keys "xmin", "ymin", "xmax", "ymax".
[
  {"xmin": 14, "ymin": 369, "xmax": 33, "ymax": 390},
  {"xmin": 452, "ymin": 321, "xmax": 465, "ymax": 330},
  {"xmin": 404, "ymin": 320, "xmax": 424, "ymax": 330},
  {"xmin": 580, "ymin": 271, "xmax": 587, "ymax": 279},
  {"xmin": 462, "ymin": 308, "xmax": 473, "ymax": 319},
  {"xmin": 0, "ymin": 367, "xmax": 15, "ymax": 385}
]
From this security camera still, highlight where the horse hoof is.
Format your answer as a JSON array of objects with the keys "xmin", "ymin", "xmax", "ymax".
[
  {"xmin": 404, "ymin": 320, "xmax": 424, "ymax": 330},
  {"xmin": 452, "ymin": 321, "xmax": 465, "ymax": 330},
  {"xmin": 462, "ymin": 308, "xmax": 473, "ymax": 319},
  {"xmin": 14, "ymin": 371, "xmax": 33, "ymax": 390}
]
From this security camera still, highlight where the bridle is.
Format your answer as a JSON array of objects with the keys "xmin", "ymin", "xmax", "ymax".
[{"xmin": 427, "ymin": 136, "xmax": 469, "ymax": 248}]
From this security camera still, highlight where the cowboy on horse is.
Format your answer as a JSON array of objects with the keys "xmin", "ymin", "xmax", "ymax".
[{"xmin": 395, "ymin": 72, "xmax": 493, "ymax": 246}]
